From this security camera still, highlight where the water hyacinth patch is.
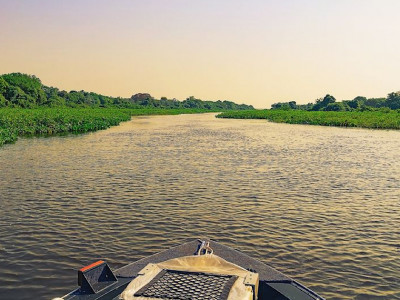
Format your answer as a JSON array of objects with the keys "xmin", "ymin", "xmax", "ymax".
[
  {"xmin": 0, "ymin": 108, "xmax": 211, "ymax": 146},
  {"xmin": 217, "ymin": 110, "xmax": 400, "ymax": 130}
]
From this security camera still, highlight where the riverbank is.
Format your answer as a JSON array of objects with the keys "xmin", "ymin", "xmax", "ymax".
[
  {"xmin": 0, "ymin": 108, "xmax": 214, "ymax": 146},
  {"xmin": 216, "ymin": 110, "xmax": 400, "ymax": 130}
]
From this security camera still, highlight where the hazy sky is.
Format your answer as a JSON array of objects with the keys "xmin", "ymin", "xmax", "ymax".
[{"xmin": 1, "ymin": 0, "xmax": 399, "ymax": 108}]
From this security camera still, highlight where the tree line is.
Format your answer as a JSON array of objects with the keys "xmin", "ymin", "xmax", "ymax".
[
  {"xmin": 0, "ymin": 73, "xmax": 254, "ymax": 110},
  {"xmin": 271, "ymin": 93, "xmax": 400, "ymax": 112}
]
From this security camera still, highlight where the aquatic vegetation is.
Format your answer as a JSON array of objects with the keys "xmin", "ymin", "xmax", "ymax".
[
  {"xmin": 0, "ymin": 108, "xmax": 212, "ymax": 146},
  {"xmin": 216, "ymin": 110, "xmax": 400, "ymax": 130}
]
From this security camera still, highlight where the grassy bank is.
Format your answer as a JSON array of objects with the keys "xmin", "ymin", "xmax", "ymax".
[
  {"xmin": 0, "ymin": 108, "xmax": 212, "ymax": 146},
  {"xmin": 216, "ymin": 110, "xmax": 400, "ymax": 130}
]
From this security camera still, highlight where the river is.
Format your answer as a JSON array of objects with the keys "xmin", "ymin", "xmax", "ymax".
[{"xmin": 0, "ymin": 113, "xmax": 399, "ymax": 300}]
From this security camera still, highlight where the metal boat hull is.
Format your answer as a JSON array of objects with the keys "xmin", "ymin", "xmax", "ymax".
[{"xmin": 62, "ymin": 239, "xmax": 324, "ymax": 300}]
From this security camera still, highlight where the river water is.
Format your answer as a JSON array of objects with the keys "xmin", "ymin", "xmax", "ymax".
[{"xmin": 0, "ymin": 113, "xmax": 399, "ymax": 300}]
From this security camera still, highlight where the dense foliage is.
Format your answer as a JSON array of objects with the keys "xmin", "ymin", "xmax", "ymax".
[
  {"xmin": 217, "ymin": 110, "xmax": 400, "ymax": 130},
  {"xmin": 0, "ymin": 72, "xmax": 254, "ymax": 146},
  {"xmin": 0, "ymin": 108, "xmax": 211, "ymax": 146},
  {"xmin": 271, "ymin": 93, "xmax": 400, "ymax": 112},
  {"xmin": 0, "ymin": 73, "xmax": 253, "ymax": 110}
]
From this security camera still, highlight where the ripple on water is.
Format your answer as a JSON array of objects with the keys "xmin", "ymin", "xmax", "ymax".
[{"xmin": 0, "ymin": 114, "xmax": 399, "ymax": 299}]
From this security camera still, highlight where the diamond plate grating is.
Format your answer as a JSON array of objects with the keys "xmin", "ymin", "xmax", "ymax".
[{"xmin": 134, "ymin": 269, "xmax": 238, "ymax": 300}]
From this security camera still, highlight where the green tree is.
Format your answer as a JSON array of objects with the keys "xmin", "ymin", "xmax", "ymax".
[
  {"xmin": 324, "ymin": 102, "xmax": 346, "ymax": 111},
  {"xmin": 5, "ymin": 86, "xmax": 34, "ymax": 108},
  {"xmin": 312, "ymin": 94, "xmax": 336, "ymax": 111},
  {"xmin": 364, "ymin": 97, "xmax": 385, "ymax": 108},
  {"xmin": 386, "ymin": 92, "xmax": 400, "ymax": 109},
  {"xmin": 0, "ymin": 94, "xmax": 6, "ymax": 107},
  {"xmin": 0, "ymin": 77, "xmax": 8, "ymax": 95},
  {"xmin": 271, "ymin": 102, "xmax": 292, "ymax": 110},
  {"xmin": 353, "ymin": 96, "xmax": 367, "ymax": 102},
  {"xmin": 346, "ymin": 96, "xmax": 366, "ymax": 109},
  {"xmin": 2, "ymin": 73, "xmax": 46, "ymax": 105}
]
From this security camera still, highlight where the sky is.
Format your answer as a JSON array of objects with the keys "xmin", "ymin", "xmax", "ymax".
[{"xmin": 1, "ymin": 0, "xmax": 399, "ymax": 108}]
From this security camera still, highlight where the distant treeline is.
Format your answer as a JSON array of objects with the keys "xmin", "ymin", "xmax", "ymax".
[
  {"xmin": 0, "ymin": 73, "xmax": 253, "ymax": 110},
  {"xmin": 271, "ymin": 93, "xmax": 400, "ymax": 112}
]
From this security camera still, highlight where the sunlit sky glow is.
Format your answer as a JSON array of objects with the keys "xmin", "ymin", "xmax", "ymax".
[{"xmin": 1, "ymin": 0, "xmax": 399, "ymax": 108}]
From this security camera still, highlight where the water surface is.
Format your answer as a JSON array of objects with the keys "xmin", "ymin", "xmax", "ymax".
[{"xmin": 0, "ymin": 113, "xmax": 399, "ymax": 300}]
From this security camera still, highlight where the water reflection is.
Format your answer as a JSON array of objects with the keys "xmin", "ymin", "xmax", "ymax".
[{"xmin": 0, "ymin": 113, "xmax": 399, "ymax": 300}]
